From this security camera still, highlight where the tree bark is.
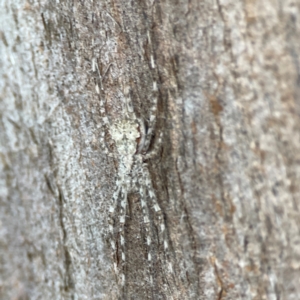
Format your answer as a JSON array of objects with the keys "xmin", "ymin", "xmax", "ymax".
[{"xmin": 1, "ymin": 0, "xmax": 300, "ymax": 299}]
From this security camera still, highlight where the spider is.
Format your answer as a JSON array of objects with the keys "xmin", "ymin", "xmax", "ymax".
[{"xmin": 105, "ymin": 90, "xmax": 168, "ymax": 286}]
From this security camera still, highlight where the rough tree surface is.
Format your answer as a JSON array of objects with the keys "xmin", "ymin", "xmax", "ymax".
[{"xmin": 1, "ymin": 0, "xmax": 300, "ymax": 299}]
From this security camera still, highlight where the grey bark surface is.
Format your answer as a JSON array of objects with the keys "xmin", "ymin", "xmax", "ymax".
[{"xmin": 1, "ymin": 0, "xmax": 300, "ymax": 299}]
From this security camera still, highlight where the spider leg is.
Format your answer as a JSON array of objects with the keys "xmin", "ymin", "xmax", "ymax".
[
  {"xmin": 141, "ymin": 164, "xmax": 175, "ymax": 283},
  {"xmin": 108, "ymin": 172, "xmax": 128, "ymax": 284},
  {"xmin": 141, "ymin": 80, "xmax": 158, "ymax": 154},
  {"xmin": 108, "ymin": 181, "xmax": 120, "ymax": 276},
  {"xmin": 143, "ymin": 131, "xmax": 163, "ymax": 160},
  {"xmin": 119, "ymin": 182, "xmax": 128, "ymax": 257},
  {"xmin": 140, "ymin": 31, "xmax": 160, "ymax": 154},
  {"xmin": 137, "ymin": 169, "xmax": 154, "ymax": 286},
  {"xmin": 141, "ymin": 166, "xmax": 166, "ymax": 249}
]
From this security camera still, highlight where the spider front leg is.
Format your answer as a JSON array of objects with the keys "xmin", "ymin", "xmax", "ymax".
[
  {"xmin": 137, "ymin": 80, "xmax": 159, "ymax": 155},
  {"xmin": 137, "ymin": 118, "xmax": 163, "ymax": 160},
  {"xmin": 143, "ymin": 131, "xmax": 163, "ymax": 160}
]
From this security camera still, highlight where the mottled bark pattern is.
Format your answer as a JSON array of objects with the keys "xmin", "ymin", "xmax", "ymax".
[{"xmin": 1, "ymin": 0, "xmax": 300, "ymax": 299}]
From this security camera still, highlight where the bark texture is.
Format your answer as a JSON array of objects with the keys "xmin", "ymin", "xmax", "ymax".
[{"xmin": 1, "ymin": 0, "xmax": 300, "ymax": 299}]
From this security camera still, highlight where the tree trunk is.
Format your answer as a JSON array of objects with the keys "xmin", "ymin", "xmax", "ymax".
[{"xmin": 1, "ymin": 0, "xmax": 300, "ymax": 299}]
